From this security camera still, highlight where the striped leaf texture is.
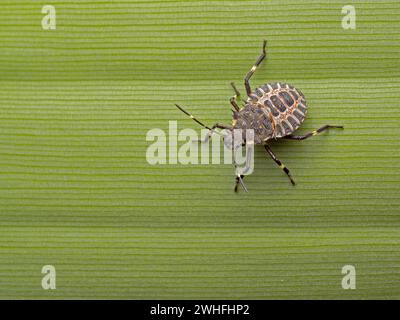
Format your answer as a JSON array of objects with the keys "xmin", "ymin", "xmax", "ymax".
[{"xmin": 0, "ymin": 0, "xmax": 399, "ymax": 299}]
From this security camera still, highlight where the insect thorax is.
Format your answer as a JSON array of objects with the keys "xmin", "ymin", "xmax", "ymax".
[{"xmin": 233, "ymin": 103, "xmax": 275, "ymax": 144}]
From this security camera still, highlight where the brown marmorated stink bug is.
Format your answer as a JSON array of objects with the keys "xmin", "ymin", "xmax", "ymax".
[{"xmin": 175, "ymin": 40, "xmax": 343, "ymax": 192}]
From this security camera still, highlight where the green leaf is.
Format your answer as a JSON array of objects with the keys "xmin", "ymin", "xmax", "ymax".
[{"xmin": 0, "ymin": 0, "xmax": 399, "ymax": 299}]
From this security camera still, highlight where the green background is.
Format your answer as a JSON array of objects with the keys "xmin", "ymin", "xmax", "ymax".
[{"xmin": 0, "ymin": 0, "xmax": 399, "ymax": 299}]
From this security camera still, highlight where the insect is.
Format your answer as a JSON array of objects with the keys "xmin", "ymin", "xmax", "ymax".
[{"xmin": 175, "ymin": 40, "xmax": 343, "ymax": 192}]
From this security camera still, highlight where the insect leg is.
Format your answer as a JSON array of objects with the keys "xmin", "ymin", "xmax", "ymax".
[
  {"xmin": 234, "ymin": 175, "xmax": 247, "ymax": 193},
  {"xmin": 244, "ymin": 40, "xmax": 267, "ymax": 96},
  {"xmin": 283, "ymin": 125, "xmax": 344, "ymax": 140},
  {"xmin": 233, "ymin": 140, "xmax": 254, "ymax": 192},
  {"xmin": 230, "ymin": 98, "xmax": 240, "ymax": 112},
  {"xmin": 229, "ymin": 82, "xmax": 242, "ymax": 111},
  {"xmin": 230, "ymin": 82, "xmax": 241, "ymax": 100},
  {"xmin": 264, "ymin": 144, "xmax": 295, "ymax": 185}
]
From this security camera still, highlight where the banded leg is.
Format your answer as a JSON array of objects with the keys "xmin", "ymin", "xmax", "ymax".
[
  {"xmin": 233, "ymin": 140, "xmax": 254, "ymax": 192},
  {"xmin": 283, "ymin": 125, "xmax": 344, "ymax": 140},
  {"xmin": 234, "ymin": 175, "xmax": 247, "ymax": 193},
  {"xmin": 244, "ymin": 40, "xmax": 267, "ymax": 96},
  {"xmin": 264, "ymin": 145, "xmax": 295, "ymax": 185},
  {"xmin": 229, "ymin": 82, "xmax": 241, "ymax": 112}
]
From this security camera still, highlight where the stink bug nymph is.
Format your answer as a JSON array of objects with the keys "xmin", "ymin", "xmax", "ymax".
[{"xmin": 175, "ymin": 40, "xmax": 343, "ymax": 192}]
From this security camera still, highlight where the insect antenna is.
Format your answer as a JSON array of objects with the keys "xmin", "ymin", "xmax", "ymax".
[{"xmin": 175, "ymin": 104, "xmax": 212, "ymax": 130}]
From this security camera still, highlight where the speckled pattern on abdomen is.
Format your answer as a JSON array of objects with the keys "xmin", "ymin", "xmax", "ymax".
[{"xmin": 248, "ymin": 82, "xmax": 308, "ymax": 138}]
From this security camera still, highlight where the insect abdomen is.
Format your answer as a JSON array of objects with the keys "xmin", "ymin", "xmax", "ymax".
[{"xmin": 249, "ymin": 82, "xmax": 308, "ymax": 138}]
